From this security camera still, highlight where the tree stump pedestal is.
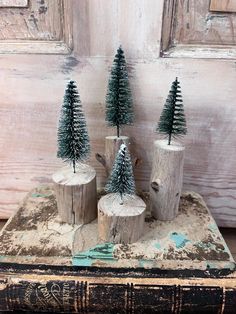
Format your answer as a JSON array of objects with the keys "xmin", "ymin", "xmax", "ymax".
[
  {"xmin": 96, "ymin": 136, "xmax": 130, "ymax": 175},
  {"xmin": 52, "ymin": 164, "xmax": 97, "ymax": 225},
  {"xmin": 150, "ymin": 139, "xmax": 185, "ymax": 221},
  {"xmin": 98, "ymin": 193, "xmax": 146, "ymax": 244}
]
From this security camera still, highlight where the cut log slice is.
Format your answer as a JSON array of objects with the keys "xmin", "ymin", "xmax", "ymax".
[
  {"xmin": 52, "ymin": 164, "xmax": 97, "ymax": 225},
  {"xmin": 150, "ymin": 139, "xmax": 185, "ymax": 221},
  {"xmin": 98, "ymin": 193, "xmax": 146, "ymax": 244}
]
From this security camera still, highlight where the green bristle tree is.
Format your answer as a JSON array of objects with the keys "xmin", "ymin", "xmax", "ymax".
[
  {"xmin": 105, "ymin": 143, "xmax": 135, "ymax": 203},
  {"xmin": 157, "ymin": 77, "xmax": 187, "ymax": 145},
  {"xmin": 106, "ymin": 46, "xmax": 133, "ymax": 137},
  {"xmin": 57, "ymin": 80, "xmax": 90, "ymax": 173}
]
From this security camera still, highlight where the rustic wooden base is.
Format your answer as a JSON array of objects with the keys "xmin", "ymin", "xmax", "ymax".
[
  {"xmin": 98, "ymin": 193, "xmax": 146, "ymax": 244},
  {"xmin": 0, "ymin": 186, "xmax": 235, "ymax": 273},
  {"xmin": 96, "ymin": 135, "xmax": 130, "ymax": 175},
  {"xmin": 150, "ymin": 139, "xmax": 185, "ymax": 221},
  {"xmin": 52, "ymin": 164, "xmax": 97, "ymax": 225}
]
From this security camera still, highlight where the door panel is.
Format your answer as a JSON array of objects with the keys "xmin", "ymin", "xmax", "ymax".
[{"xmin": 0, "ymin": 0, "xmax": 72, "ymax": 53}]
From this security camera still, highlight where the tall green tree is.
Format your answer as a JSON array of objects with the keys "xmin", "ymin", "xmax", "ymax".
[
  {"xmin": 105, "ymin": 144, "xmax": 135, "ymax": 203},
  {"xmin": 57, "ymin": 80, "xmax": 90, "ymax": 173},
  {"xmin": 106, "ymin": 46, "xmax": 133, "ymax": 137},
  {"xmin": 157, "ymin": 78, "xmax": 187, "ymax": 145}
]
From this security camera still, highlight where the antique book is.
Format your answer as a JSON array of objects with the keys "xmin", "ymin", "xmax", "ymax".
[{"xmin": 0, "ymin": 186, "xmax": 235, "ymax": 313}]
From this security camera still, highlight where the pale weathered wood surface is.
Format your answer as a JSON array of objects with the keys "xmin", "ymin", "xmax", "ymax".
[
  {"xmin": 0, "ymin": 0, "xmax": 72, "ymax": 54},
  {"xmin": 98, "ymin": 193, "xmax": 146, "ymax": 244},
  {"xmin": 96, "ymin": 136, "xmax": 130, "ymax": 176},
  {"xmin": 210, "ymin": 0, "xmax": 236, "ymax": 13},
  {"xmin": 0, "ymin": 0, "xmax": 61, "ymax": 41},
  {"xmin": 162, "ymin": 0, "xmax": 236, "ymax": 58},
  {"xmin": 0, "ymin": 0, "xmax": 236, "ymax": 228},
  {"xmin": 52, "ymin": 164, "xmax": 97, "ymax": 225},
  {"xmin": 0, "ymin": 0, "xmax": 28, "ymax": 7},
  {"xmin": 150, "ymin": 140, "xmax": 185, "ymax": 221},
  {"xmin": 0, "ymin": 186, "xmax": 235, "ymax": 273},
  {"xmin": 173, "ymin": 0, "xmax": 236, "ymax": 45}
]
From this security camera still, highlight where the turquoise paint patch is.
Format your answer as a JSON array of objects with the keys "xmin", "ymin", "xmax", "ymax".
[
  {"xmin": 138, "ymin": 259, "xmax": 153, "ymax": 268},
  {"xmin": 208, "ymin": 223, "xmax": 218, "ymax": 232},
  {"xmin": 31, "ymin": 193, "xmax": 50, "ymax": 198},
  {"xmin": 170, "ymin": 232, "xmax": 190, "ymax": 249},
  {"xmin": 155, "ymin": 243, "xmax": 161, "ymax": 250},
  {"xmin": 72, "ymin": 243, "xmax": 115, "ymax": 266}
]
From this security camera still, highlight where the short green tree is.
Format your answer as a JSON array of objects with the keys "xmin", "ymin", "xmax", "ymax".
[
  {"xmin": 106, "ymin": 46, "xmax": 133, "ymax": 137},
  {"xmin": 57, "ymin": 80, "xmax": 90, "ymax": 173},
  {"xmin": 157, "ymin": 78, "xmax": 187, "ymax": 145},
  {"xmin": 105, "ymin": 144, "xmax": 135, "ymax": 203}
]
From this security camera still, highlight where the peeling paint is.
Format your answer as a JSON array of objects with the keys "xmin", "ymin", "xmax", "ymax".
[
  {"xmin": 73, "ymin": 243, "xmax": 115, "ymax": 266},
  {"xmin": 31, "ymin": 193, "xmax": 51, "ymax": 198},
  {"xmin": 208, "ymin": 223, "xmax": 218, "ymax": 232},
  {"xmin": 170, "ymin": 232, "xmax": 190, "ymax": 249},
  {"xmin": 155, "ymin": 243, "xmax": 161, "ymax": 250}
]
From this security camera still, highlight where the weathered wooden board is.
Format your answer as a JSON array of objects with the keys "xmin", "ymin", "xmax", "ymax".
[
  {"xmin": 0, "ymin": 0, "xmax": 236, "ymax": 229},
  {"xmin": 173, "ymin": 0, "xmax": 236, "ymax": 45},
  {"xmin": 162, "ymin": 0, "xmax": 236, "ymax": 58},
  {"xmin": 0, "ymin": 0, "xmax": 28, "ymax": 7},
  {"xmin": 210, "ymin": 0, "xmax": 236, "ymax": 13},
  {"xmin": 0, "ymin": 186, "xmax": 234, "ymax": 273}
]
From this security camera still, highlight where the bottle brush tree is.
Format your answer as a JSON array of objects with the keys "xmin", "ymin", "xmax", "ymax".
[
  {"xmin": 157, "ymin": 77, "xmax": 187, "ymax": 145},
  {"xmin": 57, "ymin": 80, "xmax": 90, "ymax": 173},
  {"xmin": 105, "ymin": 143, "xmax": 135, "ymax": 204},
  {"xmin": 106, "ymin": 46, "xmax": 133, "ymax": 137}
]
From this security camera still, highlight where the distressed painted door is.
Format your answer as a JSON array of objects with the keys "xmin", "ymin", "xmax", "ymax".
[{"xmin": 0, "ymin": 0, "xmax": 236, "ymax": 228}]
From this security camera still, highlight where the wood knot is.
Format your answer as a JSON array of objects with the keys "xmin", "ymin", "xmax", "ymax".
[
  {"xmin": 151, "ymin": 181, "xmax": 159, "ymax": 192},
  {"xmin": 95, "ymin": 153, "xmax": 106, "ymax": 168}
]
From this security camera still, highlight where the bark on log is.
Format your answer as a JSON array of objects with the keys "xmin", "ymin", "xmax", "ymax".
[
  {"xmin": 52, "ymin": 164, "xmax": 97, "ymax": 225},
  {"xmin": 150, "ymin": 139, "xmax": 185, "ymax": 221},
  {"xmin": 96, "ymin": 136, "xmax": 130, "ymax": 175},
  {"xmin": 98, "ymin": 193, "xmax": 146, "ymax": 244}
]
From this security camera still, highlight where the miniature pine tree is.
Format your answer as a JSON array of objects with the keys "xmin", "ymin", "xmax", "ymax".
[
  {"xmin": 105, "ymin": 143, "xmax": 135, "ymax": 203},
  {"xmin": 157, "ymin": 77, "xmax": 187, "ymax": 145},
  {"xmin": 57, "ymin": 80, "xmax": 90, "ymax": 173},
  {"xmin": 106, "ymin": 46, "xmax": 133, "ymax": 137}
]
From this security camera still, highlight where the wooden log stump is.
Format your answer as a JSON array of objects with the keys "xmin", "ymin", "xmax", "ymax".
[
  {"xmin": 150, "ymin": 139, "xmax": 185, "ymax": 221},
  {"xmin": 98, "ymin": 193, "xmax": 146, "ymax": 244},
  {"xmin": 96, "ymin": 136, "xmax": 130, "ymax": 175},
  {"xmin": 52, "ymin": 164, "xmax": 97, "ymax": 225}
]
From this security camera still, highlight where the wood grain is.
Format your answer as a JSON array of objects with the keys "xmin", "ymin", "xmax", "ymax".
[
  {"xmin": 0, "ymin": 0, "xmax": 72, "ymax": 54},
  {"xmin": 96, "ymin": 136, "xmax": 130, "ymax": 176},
  {"xmin": 150, "ymin": 140, "xmax": 185, "ymax": 221},
  {"xmin": 210, "ymin": 0, "xmax": 236, "ymax": 13},
  {"xmin": 0, "ymin": 0, "xmax": 236, "ymax": 228},
  {"xmin": 98, "ymin": 193, "xmax": 146, "ymax": 244},
  {"xmin": 52, "ymin": 164, "xmax": 97, "ymax": 225},
  {"xmin": 161, "ymin": 0, "xmax": 236, "ymax": 58},
  {"xmin": 0, "ymin": 0, "xmax": 28, "ymax": 7}
]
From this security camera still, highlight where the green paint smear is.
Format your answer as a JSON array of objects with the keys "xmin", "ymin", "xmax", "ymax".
[
  {"xmin": 155, "ymin": 243, "xmax": 161, "ymax": 250},
  {"xmin": 208, "ymin": 223, "xmax": 218, "ymax": 232},
  {"xmin": 72, "ymin": 243, "xmax": 115, "ymax": 267},
  {"xmin": 170, "ymin": 232, "xmax": 190, "ymax": 249},
  {"xmin": 31, "ymin": 193, "xmax": 50, "ymax": 198}
]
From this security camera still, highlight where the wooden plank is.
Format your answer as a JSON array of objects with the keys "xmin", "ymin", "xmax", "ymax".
[
  {"xmin": 0, "ymin": 0, "xmax": 28, "ymax": 7},
  {"xmin": 0, "ymin": 185, "xmax": 235, "ymax": 273},
  {"xmin": 161, "ymin": 0, "xmax": 236, "ymax": 58},
  {"xmin": 0, "ymin": 0, "xmax": 72, "ymax": 54},
  {"xmin": 210, "ymin": 0, "xmax": 236, "ymax": 13}
]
